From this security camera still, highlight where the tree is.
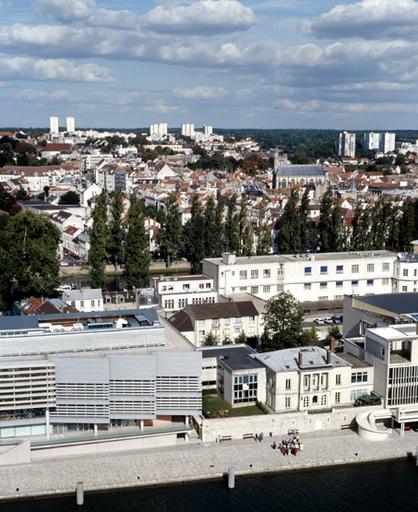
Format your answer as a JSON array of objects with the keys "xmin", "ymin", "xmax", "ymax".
[
  {"xmin": 351, "ymin": 203, "xmax": 373, "ymax": 251},
  {"xmin": 107, "ymin": 191, "xmax": 125, "ymax": 268},
  {"xmin": 157, "ymin": 193, "xmax": 182, "ymax": 267},
  {"xmin": 371, "ymin": 197, "xmax": 395, "ymax": 250},
  {"xmin": 298, "ymin": 188, "xmax": 310, "ymax": 251},
  {"xmin": 238, "ymin": 196, "xmax": 253, "ymax": 256},
  {"xmin": 318, "ymin": 187, "xmax": 343, "ymax": 252},
  {"xmin": 260, "ymin": 291, "xmax": 305, "ymax": 351},
  {"xmin": 58, "ymin": 190, "xmax": 80, "ymax": 205},
  {"xmin": 204, "ymin": 196, "xmax": 217, "ymax": 258},
  {"xmin": 236, "ymin": 331, "xmax": 247, "ymax": 344},
  {"xmin": 0, "ymin": 211, "xmax": 60, "ymax": 306},
  {"xmin": 203, "ymin": 331, "xmax": 219, "ymax": 346},
  {"xmin": 275, "ymin": 189, "xmax": 301, "ymax": 253},
  {"xmin": 398, "ymin": 198, "xmax": 415, "ymax": 251},
  {"xmin": 213, "ymin": 196, "xmax": 226, "ymax": 256},
  {"xmin": 241, "ymin": 153, "xmax": 266, "ymax": 176},
  {"xmin": 256, "ymin": 198, "xmax": 271, "ymax": 255},
  {"xmin": 225, "ymin": 194, "xmax": 240, "ymax": 254},
  {"xmin": 123, "ymin": 195, "xmax": 150, "ymax": 289},
  {"xmin": 183, "ymin": 196, "xmax": 206, "ymax": 274},
  {"xmin": 88, "ymin": 190, "xmax": 107, "ymax": 289}
]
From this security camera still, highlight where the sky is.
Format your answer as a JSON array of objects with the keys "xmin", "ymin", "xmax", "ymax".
[{"xmin": 1, "ymin": 0, "xmax": 418, "ymax": 129}]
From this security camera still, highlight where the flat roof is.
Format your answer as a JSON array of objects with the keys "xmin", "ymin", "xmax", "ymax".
[
  {"xmin": 0, "ymin": 326, "xmax": 182, "ymax": 358},
  {"xmin": 339, "ymin": 353, "xmax": 371, "ymax": 368},
  {"xmin": 204, "ymin": 250, "xmax": 395, "ymax": 266},
  {"xmin": 355, "ymin": 293, "xmax": 418, "ymax": 316},
  {"xmin": 200, "ymin": 345, "xmax": 264, "ymax": 371}
]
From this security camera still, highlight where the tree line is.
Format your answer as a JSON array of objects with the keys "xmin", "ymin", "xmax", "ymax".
[{"xmin": 275, "ymin": 187, "xmax": 418, "ymax": 254}]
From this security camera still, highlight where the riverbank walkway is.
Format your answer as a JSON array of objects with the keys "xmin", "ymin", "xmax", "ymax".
[{"xmin": 1, "ymin": 429, "xmax": 418, "ymax": 501}]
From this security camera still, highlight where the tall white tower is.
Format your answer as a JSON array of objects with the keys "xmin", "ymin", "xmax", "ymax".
[
  {"xmin": 204, "ymin": 125, "xmax": 213, "ymax": 136},
  {"xmin": 50, "ymin": 116, "xmax": 59, "ymax": 136},
  {"xmin": 66, "ymin": 116, "xmax": 75, "ymax": 134},
  {"xmin": 338, "ymin": 131, "xmax": 356, "ymax": 158},
  {"xmin": 181, "ymin": 123, "xmax": 195, "ymax": 138}
]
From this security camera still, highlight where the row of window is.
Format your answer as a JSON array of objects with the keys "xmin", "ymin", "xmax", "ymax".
[
  {"xmin": 305, "ymin": 262, "xmax": 391, "ymax": 276},
  {"xmin": 161, "ymin": 283, "xmax": 212, "ymax": 291},
  {"xmin": 351, "ymin": 371, "xmax": 368, "ymax": 383},
  {"xmin": 232, "ymin": 285, "xmax": 272, "ymax": 294},
  {"xmin": 304, "ymin": 279, "xmax": 389, "ymax": 291},
  {"xmin": 240, "ymin": 269, "xmax": 272, "ymax": 279}
]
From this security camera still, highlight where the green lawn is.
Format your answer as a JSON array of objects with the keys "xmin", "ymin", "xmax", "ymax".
[{"xmin": 202, "ymin": 393, "xmax": 266, "ymax": 418}]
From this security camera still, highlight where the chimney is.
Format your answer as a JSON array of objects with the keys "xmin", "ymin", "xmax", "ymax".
[
  {"xmin": 222, "ymin": 253, "xmax": 236, "ymax": 265},
  {"xmin": 326, "ymin": 349, "xmax": 332, "ymax": 364},
  {"xmin": 298, "ymin": 351, "xmax": 304, "ymax": 367},
  {"xmin": 329, "ymin": 336, "xmax": 336, "ymax": 353}
]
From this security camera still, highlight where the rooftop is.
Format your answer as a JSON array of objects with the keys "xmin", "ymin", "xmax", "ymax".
[
  {"xmin": 255, "ymin": 346, "xmax": 351, "ymax": 373},
  {"xmin": 200, "ymin": 344, "xmax": 264, "ymax": 371},
  {"xmin": 275, "ymin": 164, "xmax": 325, "ymax": 177},
  {"xmin": 355, "ymin": 293, "xmax": 418, "ymax": 316},
  {"xmin": 339, "ymin": 352, "xmax": 371, "ymax": 368}
]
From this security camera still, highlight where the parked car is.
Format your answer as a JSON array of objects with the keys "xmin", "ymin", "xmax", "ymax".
[
  {"xmin": 324, "ymin": 318, "xmax": 334, "ymax": 325},
  {"xmin": 314, "ymin": 318, "xmax": 325, "ymax": 325},
  {"xmin": 331, "ymin": 316, "xmax": 342, "ymax": 324}
]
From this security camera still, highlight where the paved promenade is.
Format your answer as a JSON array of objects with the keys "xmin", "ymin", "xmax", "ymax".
[{"xmin": 1, "ymin": 429, "xmax": 418, "ymax": 501}]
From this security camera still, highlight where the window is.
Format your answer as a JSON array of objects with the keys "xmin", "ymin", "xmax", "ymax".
[
  {"xmin": 304, "ymin": 266, "xmax": 312, "ymax": 275},
  {"xmin": 233, "ymin": 374, "xmax": 258, "ymax": 403},
  {"xmin": 403, "ymin": 269, "xmax": 409, "ymax": 277},
  {"xmin": 367, "ymin": 263, "xmax": 374, "ymax": 272},
  {"xmin": 321, "ymin": 395, "xmax": 327, "ymax": 406},
  {"xmin": 352, "ymin": 264, "xmax": 359, "ymax": 273},
  {"xmin": 91, "ymin": 300, "xmax": 95, "ymax": 306},
  {"xmin": 285, "ymin": 379, "xmax": 291, "ymax": 390},
  {"xmin": 351, "ymin": 371, "xmax": 368, "ymax": 383},
  {"xmin": 263, "ymin": 285, "xmax": 271, "ymax": 293},
  {"xmin": 336, "ymin": 374, "xmax": 341, "ymax": 385},
  {"xmin": 350, "ymin": 389, "xmax": 368, "ymax": 401},
  {"xmin": 303, "ymin": 375, "xmax": 309, "ymax": 388},
  {"xmin": 335, "ymin": 392, "xmax": 341, "ymax": 404},
  {"xmin": 367, "ymin": 279, "xmax": 374, "ymax": 286},
  {"xmin": 318, "ymin": 296, "xmax": 328, "ymax": 301},
  {"xmin": 183, "ymin": 284, "xmax": 190, "ymax": 290},
  {"xmin": 304, "ymin": 283, "xmax": 311, "ymax": 290},
  {"xmin": 352, "ymin": 280, "xmax": 358, "ymax": 287},
  {"xmin": 402, "ymin": 286, "xmax": 408, "ymax": 292},
  {"xmin": 320, "ymin": 282, "xmax": 327, "ymax": 289},
  {"xmin": 251, "ymin": 286, "xmax": 259, "ymax": 294},
  {"xmin": 320, "ymin": 266, "xmax": 328, "ymax": 275},
  {"xmin": 382, "ymin": 278, "xmax": 389, "ymax": 285},
  {"xmin": 206, "ymin": 283, "xmax": 211, "ymax": 288},
  {"xmin": 198, "ymin": 330, "xmax": 205, "ymax": 336},
  {"xmin": 251, "ymin": 270, "xmax": 259, "ymax": 279},
  {"xmin": 239, "ymin": 287, "xmax": 247, "ymax": 291},
  {"xmin": 278, "ymin": 264, "xmax": 284, "ymax": 276},
  {"xmin": 80, "ymin": 301, "xmax": 84, "ymax": 307},
  {"xmin": 285, "ymin": 397, "xmax": 291, "ymax": 408},
  {"xmin": 382, "ymin": 262, "xmax": 390, "ymax": 271},
  {"xmin": 336, "ymin": 281, "xmax": 343, "ymax": 288},
  {"xmin": 303, "ymin": 396, "xmax": 309, "ymax": 407},
  {"xmin": 336, "ymin": 265, "xmax": 344, "ymax": 274},
  {"xmin": 224, "ymin": 318, "xmax": 230, "ymax": 325},
  {"xmin": 239, "ymin": 270, "xmax": 247, "ymax": 280},
  {"xmin": 199, "ymin": 283, "xmax": 204, "ymax": 289},
  {"xmin": 263, "ymin": 269, "xmax": 271, "ymax": 278}
]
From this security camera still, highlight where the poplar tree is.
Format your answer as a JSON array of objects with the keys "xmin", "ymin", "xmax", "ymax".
[
  {"xmin": 238, "ymin": 196, "xmax": 249, "ymax": 256},
  {"xmin": 183, "ymin": 196, "xmax": 205, "ymax": 274},
  {"xmin": 351, "ymin": 203, "xmax": 373, "ymax": 251},
  {"xmin": 256, "ymin": 198, "xmax": 271, "ymax": 255},
  {"xmin": 204, "ymin": 196, "xmax": 217, "ymax": 258},
  {"xmin": 107, "ymin": 191, "xmax": 125, "ymax": 268},
  {"xmin": 275, "ymin": 189, "xmax": 301, "ymax": 253},
  {"xmin": 318, "ymin": 187, "xmax": 333, "ymax": 252},
  {"xmin": 242, "ymin": 223, "xmax": 254, "ymax": 256},
  {"xmin": 399, "ymin": 198, "xmax": 415, "ymax": 251},
  {"xmin": 225, "ymin": 194, "xmax": 240, "ymax": 254},
  {"xmin": 214, "ymin": 196, "xmax": 226, "ymax": 257},
  {"xmin": 123, "ymin": 195, "xmax": 150, "ymax": 289},
  {"xmin": 157, "ymin": 193, "xmax": 182, "ymax": 267},
  {"xmin": 89, "ymin": 190, "xmax": 107, "ymax": 289},
  {"xmin": 298, "ymin": 188, "xmax": 310, "ymax": 251}
]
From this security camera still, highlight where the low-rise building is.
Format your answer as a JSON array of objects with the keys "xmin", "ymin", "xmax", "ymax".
[
  {"xmin": 166, "ymin": 301, "xmax": 262, "ymax": 347},
  {"xmin": 62, "ymin": 288, "xmax": 104, "ymax": 312},
  {"xmin": 152, "ymin": 274, "xmax": 217, "ymax": 311}
]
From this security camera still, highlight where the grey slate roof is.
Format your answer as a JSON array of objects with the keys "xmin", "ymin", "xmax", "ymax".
[
  {"xmin": 355, "ymin": 293, "xmax": 418, "ymax": 315},
  {"xmin": 275, "ymin": 164, "xmax": 325, "ymax": 177},
  {"xmin": 255, "ymin": 346, "xmax": 350, "ymax": 373},
  {"xmin": 200, "ymin": 345, "xmax": 264, "ymax": 370}
]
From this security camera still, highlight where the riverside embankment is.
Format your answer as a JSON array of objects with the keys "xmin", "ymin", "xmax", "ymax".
[{"xmin": 1, "ymin": 429, "xmax": 418, "ymax": 501}]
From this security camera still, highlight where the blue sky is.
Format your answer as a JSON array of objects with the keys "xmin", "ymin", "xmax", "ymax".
[{"xmin": 1, "ymin": 0, "xmax": 418, "ymax": 129}]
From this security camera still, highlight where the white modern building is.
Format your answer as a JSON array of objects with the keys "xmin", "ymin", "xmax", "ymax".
[
  {"xmin": 149, "ymin": 123, "xmax": 168, "ymax": 138},
  {"xmin": 181, "ymin": 123, "xmax": 195, "ymax": 138},
  {"xmin": 338, "ymin": 131, "xmax": 356, "ymax": 158},
  {"xmin": 66, "ymin": 116, "xmax": 75, "ymax": 134},
  {"xmin": 0, "ymin": 325, "xmax": 201, "ymax": 439},
  {"xmin": 49, "ymin": 116, "xmax": 59, "ymax": 136},
  {"xmin": 202, "ymin": 251, "xmax": 396, "ymax": 304},
  {"xmin": 204, "ymin": 125, "xmax": 213, "ymax": 137},
  {"xmin": 152, "ymin": 274, "xmax": 217, "ymax": 312},
  {"xmin": 363, "ymin": 132, "xmax": 381, "ymax": 151},
  {"xmin": 379, "ymin": 132, "xmax": 396, "ymax": 154}
]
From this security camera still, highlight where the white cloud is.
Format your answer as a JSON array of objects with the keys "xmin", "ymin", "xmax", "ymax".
[
  {"xmin": 33, "ymin": 0, "xmax": 96, "ymax": 22},
  {"xmin": 144, "ymin": 99, "xmax": 185, "ymax": 114},
  {"xmin": 1, "ymin": 57, "xmax": 113, "ymax": 82},
  {"xmin": 174, "ymin": 86, "xmax": 226, "ymax": 99},
  {"xmin": 144, "ymin": 0, "xmax": 255, "ymax": 35},
  {"xmin": 302, "ymin": 0, "xmax": 418, "ymax": 40}
]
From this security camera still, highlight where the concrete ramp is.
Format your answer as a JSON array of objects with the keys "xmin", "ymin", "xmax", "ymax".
[
  {"xmin": 0, "ymin": 440, "xmax": 31, "ymax": 465},
  {"xmin": 356, "ymin": 409, "xmax": 392, "ymax": 441}
]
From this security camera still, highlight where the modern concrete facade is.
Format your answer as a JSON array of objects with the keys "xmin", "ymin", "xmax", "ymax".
[{"xmin": 338, "ymin": 131, "xmax": 356, "ymax": 158}]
